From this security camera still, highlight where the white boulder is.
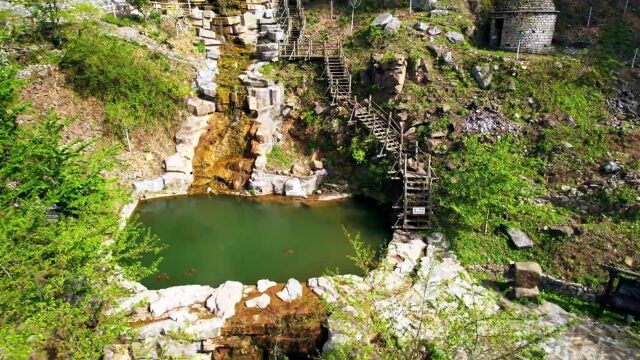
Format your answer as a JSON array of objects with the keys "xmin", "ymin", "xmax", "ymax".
[
  {"xmin": 276, "ymin": 278, "xmax": 303, "ymax": 302},
  {"xmin": 245, "ymin": 294, "xmax": 271, "ymax": 309},
  {"xmin": 257, "ymin": 279, "xmax": 277, "ymax": 292},
  {"xmin": 205, "ymin": 281, "xmax": 244, "ymax": 319}
]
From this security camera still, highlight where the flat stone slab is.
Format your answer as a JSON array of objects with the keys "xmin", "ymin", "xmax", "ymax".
[{"xmin": 371, "ymin": 12, "xmax": 394, "ymax": 27}]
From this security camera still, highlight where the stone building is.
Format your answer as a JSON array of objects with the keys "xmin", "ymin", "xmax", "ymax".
[{"xmin": 489, "ymin": 0, "xmax": 558, "ymax": 53}]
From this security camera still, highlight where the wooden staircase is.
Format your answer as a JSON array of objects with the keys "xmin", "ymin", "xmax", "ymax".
[{"xmin": 275, "ymin": 0, "xmax": 436, "ymax": 231}]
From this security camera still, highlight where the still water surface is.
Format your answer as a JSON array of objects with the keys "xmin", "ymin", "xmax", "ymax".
[{"xmin": 136, "ymin": 195, "xmax": 390, "ymax": 289}]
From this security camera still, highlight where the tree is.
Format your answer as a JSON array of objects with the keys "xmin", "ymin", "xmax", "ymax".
[
  {"xmin": 0, "ymin": 63, "xmax": 160, "ymax": 358},
  {"xmin": 11, "ymin": 0, "xmax": 66, "ymax": 43},
  {"xmin": 128, "ymin": 0, "xmax": 151, "ymax": 19},
  {"xmin": 348, "ymin": 0, "xmax": 363, "ymax": 33}
]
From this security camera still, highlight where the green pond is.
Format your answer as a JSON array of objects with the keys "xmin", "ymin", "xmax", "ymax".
[{"xmin": 136, "ymin": 195, "xmax": 391, "ymax": 289}]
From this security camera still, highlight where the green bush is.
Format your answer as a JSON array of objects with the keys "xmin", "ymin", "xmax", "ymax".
[
  {"xmin": 61, "ymin": 32, "xmax": 189, "ymax": 138},
  {"xmin": 438, "ymin": 136, "xmax": 567, "ymax": 266},
  {"xmin": 0, "ymin": 64, "xmax": 159, "ymax": 358}
]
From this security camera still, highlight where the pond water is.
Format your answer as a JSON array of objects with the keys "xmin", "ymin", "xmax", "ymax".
[{"xmin": 136, "ymin": 195, "xmax": 391, "ymax": 289}]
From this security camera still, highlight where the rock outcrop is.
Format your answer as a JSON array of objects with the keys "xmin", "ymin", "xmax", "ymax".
[{"xmin": 361, "ymin": 53, "xmax": 407, "ymax": 103}]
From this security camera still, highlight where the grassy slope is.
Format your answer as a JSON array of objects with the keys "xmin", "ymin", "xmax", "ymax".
[{"xmin": 300, "ymin": 0, "xmax": 640, "ymax": 286}]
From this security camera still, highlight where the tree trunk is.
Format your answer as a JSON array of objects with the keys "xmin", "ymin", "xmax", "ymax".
[
  {"xmin": 124, "ymin": 127, "xmax": 132, "ymax": 152},
  {"xmin": 350, "ymin": 7, "xmax": 355, "ymax": 33}
]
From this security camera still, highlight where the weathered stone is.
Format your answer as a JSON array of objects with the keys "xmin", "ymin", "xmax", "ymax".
[
  {"xmin": 136, "ymin": 319, "xmax": 181, "ymax": 339},
  {"xmin": 602, "ymin": 161, "xmax": 621, "ymax": 174},
  {"xmin": 257, "ymin": 279, "xmax": 277, "ymax": 292},
  {"xmin": 290, "ymin": 163, "xmax": 307, "ymax": 177},
  {"xmin": 149, "ymin": 285, "xmax": 215, "ymax": 317},
  {"xmin": 133, "ymin": 177, "xmax": 164, "ymax": 193},
  {"xmin": 471, "ymin": 63, "xmax": 493, "ymax": 90},
  {"xmin": 371, "ymin": 12, "xmax": 393, "ymax": 27},
  {"xmin": 547, "ymin": 225, "xmax": 574, "ymax": 238},
  {"xmin": 245, "ymin": 294, "xmax": 271, "ymax": 309},
  {"xmin": 104, "ymin": 344, "xmax": 130, "ymax": 360},
  {"xmin": 428, "ymin": 27, "xmax": 442, "ymax": 36},
  {"xmin": 507, "ymin": 227, "xmax": 534, "ymax": 248},
  {"xmin": 446, "ymin": 31, "xmax": 464, "ymax": 43},
  {"xmin": 276, "ymin": 278, "xmax": 303, "ymax": 302},
  {"xmin": 205, "ymin": 281, "xmax": 244, "ymax": 320},
  {"xmin": 283, "ymin": 178, "xmax": 305, "ymax": 197},
  {"xmin": 187, "ymin": 98, "xmax": 216, "ymax": 116},
  {"xmin": 310, "ymin": 160, "xmax": 323, "ymax": 171},
  {"xmin": 513, "ymin": 262, "xmax": 542, "ymax": 288},
  {"xmin": 184, "ymin": 318, "xmax": 225, "ymax": 340},
  {"xmin": 514, "ymin": 286, "xmax": 540, "ymax": 299},
  {"xmin": 206, "ymin": 48, "xmax": 220, "ymax": 60},
  {"xmin": 414, "ymin": 22, "xmax": 428, "ymax": 32},
  {"xmin": 158, "ymin": 339, "xmax": 199, "ymax": 358},
  {"xmin": 430, "ymin": 9, "xmax": 449, "ymax": 16},
  {"xmin": 384, "ymin": 17, "xmax": 402, "ymax": 34},
  {"xmin": 131, "ymin": 340, "xmax": 159, "ymax": 359},
  {"xmin": 198, "ymin": 28, "xmax": 216, "ymax": 39}
]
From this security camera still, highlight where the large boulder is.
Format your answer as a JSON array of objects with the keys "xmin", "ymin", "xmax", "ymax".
[
  {"xmin": 149, "ymin": 285, "xmax": 215, "ymax": 317},
  {"xmin": 371, "ymin": 12, "xmax": 394, "ymax": 27},
  {"xmin": 205, "ymin": 281, "xmax": 244, "ymax": 320},
  {"xmin": 384, "ymin": 17, "xmax": 402, "ymax": 35}
]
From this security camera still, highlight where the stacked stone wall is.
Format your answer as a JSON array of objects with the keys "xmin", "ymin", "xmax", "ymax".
[{"xmin": 491, "ymin": 12, "xmax": 556, "ymax": 53}]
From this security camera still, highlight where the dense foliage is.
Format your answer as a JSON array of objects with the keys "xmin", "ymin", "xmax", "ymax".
[
  {"xmin": 61, "ymin": 31, "xmax": 189, "ymax": 138},
  {"xmin": 0, "ymin": 64, "xmax": 158, "ymax": 358}
]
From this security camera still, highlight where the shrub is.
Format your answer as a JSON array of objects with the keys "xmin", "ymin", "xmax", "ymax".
[
  {"xmin": 61, "ymin": 32, "xmax": 189, "ymax": 139},
  {"xmin": 0, "ymin": 65, "xmax": 159, "ymax": 358}
]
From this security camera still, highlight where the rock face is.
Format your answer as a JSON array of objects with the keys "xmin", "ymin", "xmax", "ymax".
[
  {"xmin": 249, "ymin": 169, "xmax": 327, "ymax": 197},
  {"xmin": 319, "ymin": 232, "xmax": 502, "ymax": 355},
  {"xmin": 361, "ymin": 53, "xmax": 407, "ymax": 102},
  {"xmin": 471, "ymin": 63, "xmax": 493, "ymax": 89}
]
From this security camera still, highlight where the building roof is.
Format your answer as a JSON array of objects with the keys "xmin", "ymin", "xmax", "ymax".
[{"xmin": 494, "ymin": 0, "xmax": 557, "ymax": 13}]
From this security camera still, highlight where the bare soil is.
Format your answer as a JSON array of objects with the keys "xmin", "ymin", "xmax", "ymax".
[{"xmin": 16, "ymin": 67, "xmax": 176, "ymax": 188}]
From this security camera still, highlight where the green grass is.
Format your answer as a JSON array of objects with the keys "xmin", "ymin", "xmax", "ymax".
[
  {"xmin": 267, "ymin": 145, "xmax": 296, "ymax": 170},
  {"xmin": 61, "ymin": 31, "xmax": 189, "ymax": 137}
]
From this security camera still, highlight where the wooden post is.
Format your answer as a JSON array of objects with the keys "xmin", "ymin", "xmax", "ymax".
[
  {"xmin": 587, "ymin": 6, "xmax": 592, "ymax": 28},
  {"xmin": 409, "ymin": 0, "xmax": 412, "ymax": 15},
  {"xmin": 624, "ymin": 0, "xmax": 630, "ymax": 14},
  {"xmin": 633, "ymin": 48, "xmax": 639, "ymax": 69},
  {"xmin": 330, "ymin": 0, "xmax": 333, "ymax": 20}
]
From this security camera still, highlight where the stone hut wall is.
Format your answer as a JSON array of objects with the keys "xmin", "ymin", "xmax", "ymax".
[{"xmin": 490, "ymin": 12, "xmax": 557, "ymax": 53}]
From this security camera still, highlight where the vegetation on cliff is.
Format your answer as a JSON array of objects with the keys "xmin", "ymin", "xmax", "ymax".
[{"xmin": 0, "ymin": 13, "xmax": 169, "ymax": 358}]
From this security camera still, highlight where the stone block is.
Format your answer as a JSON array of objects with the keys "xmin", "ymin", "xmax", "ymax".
[
  {"xmin": 198, "ymin": 28, "xmax": 216, "ymax": 39},
  {"xmin": 513, "ymin": 262, "xmax": 542, "ymax": 288},
  {"xmin": 514, "ymin": 286, "xmax": 540, "ymax": 299},
  {"xmin": 187, "ymin": 98, "xmax": 216, "ymax": 116}
]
